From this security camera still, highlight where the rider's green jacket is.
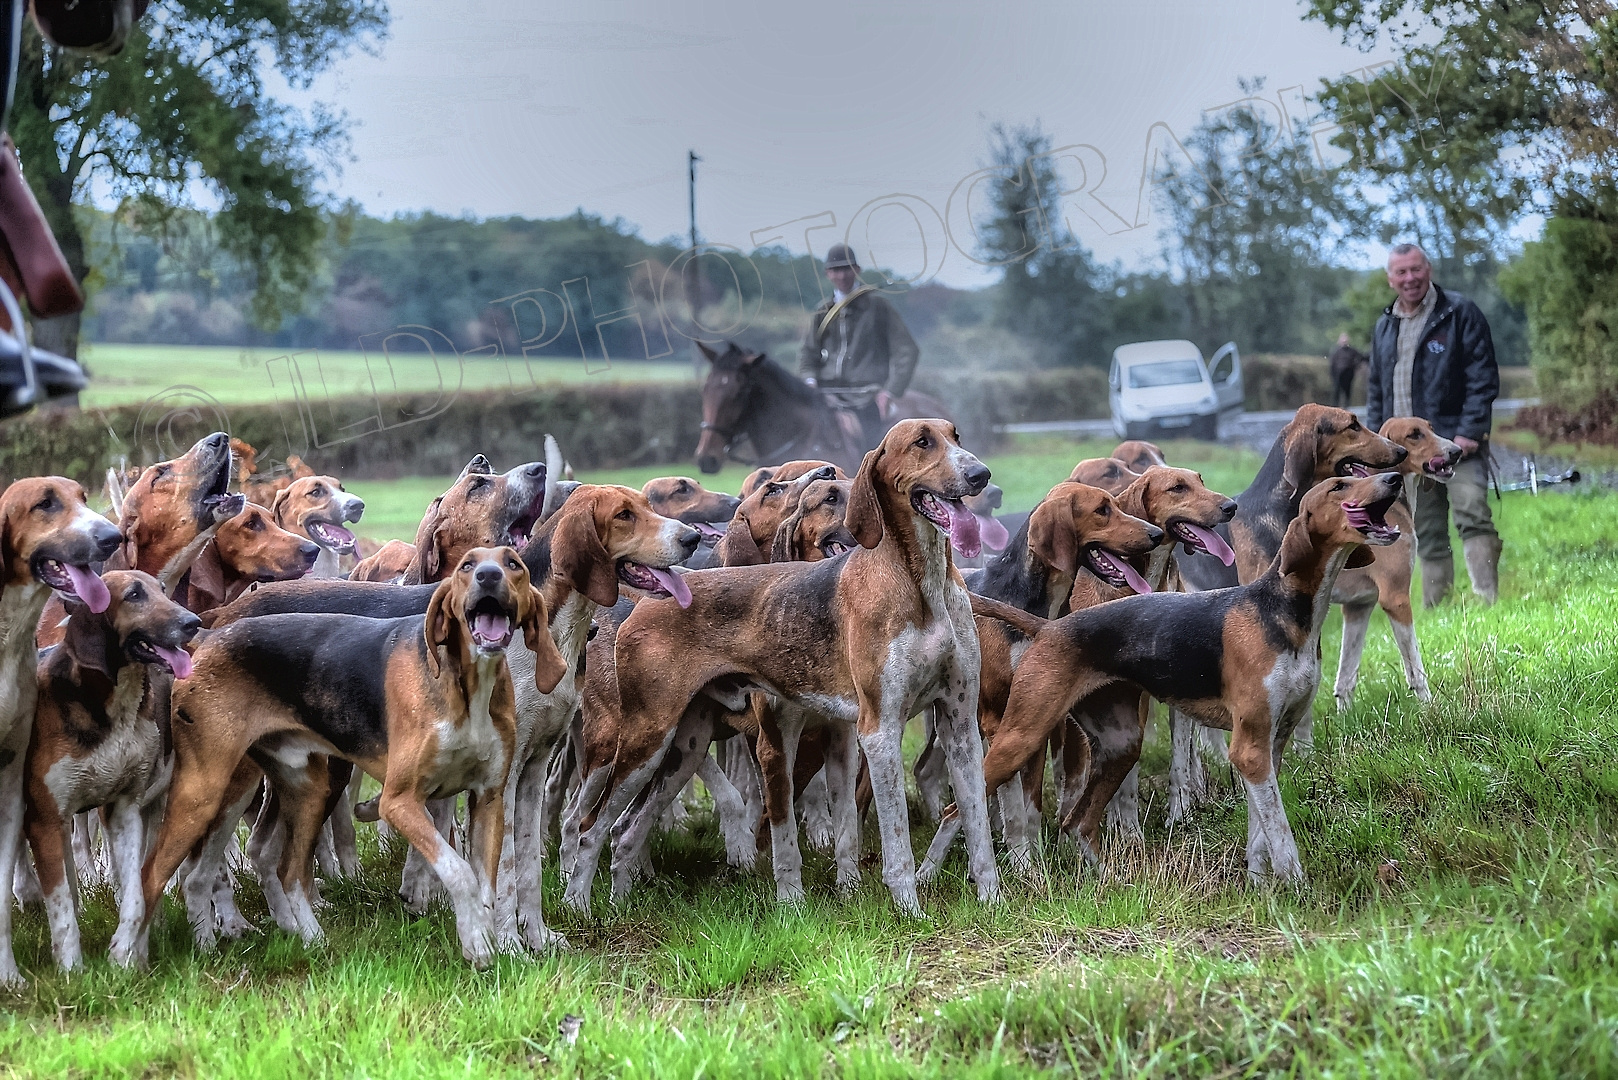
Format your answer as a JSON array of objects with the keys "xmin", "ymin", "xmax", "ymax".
[{"xmin": 796, "ymin": 287, "xmax": 919, "ymax": 398}]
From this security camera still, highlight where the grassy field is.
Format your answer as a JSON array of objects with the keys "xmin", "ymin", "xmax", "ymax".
[
  {"xmin": 348, "ymin": 436, "xmax": 1262, "ymax": 541},
  {"xmin": 77, "ymin": 343, "xmax": 697, "ymax": 410},
  {"xmin": 4, "ymin": 437, "xmax": 1618, "ymax": 1077}
]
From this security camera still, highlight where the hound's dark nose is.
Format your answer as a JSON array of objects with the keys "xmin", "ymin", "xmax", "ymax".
[
  {"xmin": 1145, "ymin": 524, "xmax": 1165, "ymax": 545},
  {"xmin": 962, "ymin": 462, "xmax": 991, "ymax": 494},
  {"xmin": 1391, "ymin": 445, "xmax": 1409, "ymax": 464},
  {"xmin": 299, "ymin": 542, "xmax": 320, "ymax": 565},
  {"xmin": 1219, "ymin": 499, "xmax": 1238, "ymax": 520},
  {"xmin": 179, "ymin": 612, "xmax": 203, "ymax": 640},
  {"xmin": 522, "ymin": 462, "xmax": 546, "ymax": 482},
  {"xmin": 1380, "ymin": 472, "xmax": 1403, "ymax": 489},
  {"xmin": 678, "ymin": 526, "xmax": 701, "ymax": 552},
  {"xmin": 92, "ymin": 520, "xmax": 122, "ymax": 558},
  {"xmin": 347, "ymin": 498, "xmax": 366, "ymax": 521},
  {"xmin": 475, "ymin": 563, "xmax": 504, "ymax": 588},
  {"xmin": 697, "ymin": 455, "xmax": 721, "ymax": 475},
  {"xmin": 203, "ymin": 432, "xmax": 229, "ymax": 452}
]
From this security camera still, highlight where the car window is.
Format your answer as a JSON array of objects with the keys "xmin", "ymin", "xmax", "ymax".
[
  {"xmin": 1127, "ymin": 360, "xmax": 1204, "ymax": 388},
  {"xmin": 1210, "ymin": 353, "xmax": 1234, "ymax": 382}
]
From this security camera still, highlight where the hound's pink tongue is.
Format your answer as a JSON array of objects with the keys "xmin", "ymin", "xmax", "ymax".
[
  {"xmin": 694, "ymin": 522, "xmax": 725, "ymax": 540},
  {"xmin": 945, "ymin": 501, "xmax": 982, "ymax": 558},
  {"xmin": 1096, "ymin": 550, "xmax": 1153, "ymax": 594},
  {"xmin": 63, "ymin": 564, "xmax": 110, "ymax": 614},
  {"xmin": 474, "ymin": 612, "xmax": 511, "ymax": 643},
  {"xmin": 152, "ymin": 645, "xmax": 193, "ymax": 680},
  {"xmin": 648, "ymin": 567, "xmax": 692, "ymax": 608},
  {"xmin": 975, "ymin": 513, "xmax": 1010, "ymax": 552},
  {"xmin": 1182, "ymin": 523, "xmax": 1235, "ymax": 566}
]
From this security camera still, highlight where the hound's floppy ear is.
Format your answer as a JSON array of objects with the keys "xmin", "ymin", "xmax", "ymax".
[
  {"xmin": 553, "ymin": 494, "xmax": 620, "ymax": 607},
  {"xmin": 62, "ymin": 604, "xmax": 111, "ymax": 676},
  {"xmin": 770, "ymin": 503, "xmax": 808, "ymax": 563},
  {"xmin": 1028, "ymin": 499, "xmax": 1078, "ymax": 576},
  {"xmin": 1281, "ymin": 424, "xmax": 1318, "ymax": 497},
  {"xmin": 185, "ymin": 541, "xmax": 227, "ymax": 614},
  {"xmin": 269, "ymin": 484, "xmax": 293, "ymax": 521},
  {"xmin": 713, "ymin": 513, "xmax": 766, "ymax": 566},
  {"xmin": 522, "ymin": 586, "xmax": 569, "ymax": 694},
  {"xmin": 1346, "ymin": 546, "xmax": 1376, "ymax": 568},
  {"xmin": 1277, "ymin": 513, "xmax": 1315, "ymax": 578},
  {"xmin": 846, "ymin": 447, "xmax": 885, "ymax": 550},
  {"xmin": 423, "ymin": 579, "xmax": 453, "ymax": 678}
]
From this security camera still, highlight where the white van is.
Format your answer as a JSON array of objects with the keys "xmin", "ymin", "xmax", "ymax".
[{"xmin": 1108, "ymin": 339, "xmax": 1243, "ymax": 441}]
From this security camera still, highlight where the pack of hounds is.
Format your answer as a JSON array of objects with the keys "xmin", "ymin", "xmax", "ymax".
[{"xmin": 0, "ymin": 405, "xmax": 1463, "ymax": 981}]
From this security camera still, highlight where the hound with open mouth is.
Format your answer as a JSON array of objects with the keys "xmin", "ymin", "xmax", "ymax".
[
  {"xmin": 564, "ymin": 420, "xmax": 1002, "ymax": 917},
  {"xmin": 139, "ymin": 547, "xmax": 568, "ymax": 969},
  {"xmin": 271, "ymin": 474, "xmax": 367, "ymax": 578},
  {"xmin": 1330, "ymin": 416, "xmax": 1464, "ymax": 710},
  {"xmin": 0, "ymin": 475, "xmax": 122, "ymax": 985},
  {"xmin": 934, "ymin": 471, "xmax": 1405, "ymax": 885},
  {"xmin": 25, "ymin": 571, "xmax": 202, "ymax": 972}
]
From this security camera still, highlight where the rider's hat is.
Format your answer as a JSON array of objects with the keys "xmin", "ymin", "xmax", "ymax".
[{"xmin": 823, "ymin": 243, "xmax": 859, "ymax": 270}]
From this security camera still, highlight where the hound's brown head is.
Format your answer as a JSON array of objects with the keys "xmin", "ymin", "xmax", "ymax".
[
  {"xmin": 408, "ymin": 458, "xmax": 547, "ymax": 584},
  {"xmin": 62, "ymin": 570, "xmax": 201, "ymax": 680},
  {"xmin": 117, "ymin": 432, "xmax": 240, "ymax": 576},
  {"xmin": 846, "ymin": 419, "xmax": 993, "ymax": 556},
  {"xmin": 548, "ymin": 485, "xmax": 701, "ymax": 608},
  {"xmin": 212, "ymin": 504, "xmax": 320, "ymax": 584},
  {"xmin": 1121, "ymin": 466, "xmax": 1238, "ymax": 566},
  {"xmin": 1280, "ymin": 404, "xmax": 1407, "ymax": 494},
  {"xmin": 425, "ymin": 546, "xmax": 567, "ymax": 693},
  {"xmin": 696, "ymin": 341, "xmax": 767, "ymax": 474},
  {"xmin": 770, "ymin": 479, "xmax": 857, "ymax": 562},
  {"xmin": 1377, "ymin": 416, "xmax": 1463, "ymax": 481},
  {"xmin": 1111, "ymin": 439, "xmax": 1169, "ymax": 474},
  {"xmin": 1027, "ymin": 481, "xmax": 1164, "ymax": 594},
  {"xmin": 1068, "ymin": 457, "xmax": 1140, "ymax": 496},
  {"xmin": 1279, "ymin": 472, "xmax": 1404, "ymax": 579},
  {"xmin": 641, "ymin": 475, "xmax": 741, "ymax": 541},
  {"xmin": 741, "ymin": 459, "xmax": 847, "ymax": 498},
  {"xmin": 715, "ymin": 463, "xmax": 840, "ymax": 566},
  {"xmin": 272, "ymin": 474, "xmax": 366, "ymax": 556},
  {"xmin": 0, "ymin": 476, "xmax": 122, "ymax": 611}
]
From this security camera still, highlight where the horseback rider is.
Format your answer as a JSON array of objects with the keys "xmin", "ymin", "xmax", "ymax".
[{"xmin": 798, "ymin": 243, "xmax": 920, "ymax": 453}]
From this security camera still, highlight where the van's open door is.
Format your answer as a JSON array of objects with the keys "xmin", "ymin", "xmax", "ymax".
[{"xmin": 1209, "ymin": 342, "xmax": 1242, "ymax": 414}]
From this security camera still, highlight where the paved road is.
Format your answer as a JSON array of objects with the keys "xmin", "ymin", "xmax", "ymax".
[{"xmin": 1000, "ymin": 400, "xmax": 1538, "ymax": 454}]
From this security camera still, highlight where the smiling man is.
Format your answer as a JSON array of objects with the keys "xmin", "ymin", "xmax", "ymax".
[{"xmin": 1366, "ymin": 243, "xmax": 1502, "ymax": 606}]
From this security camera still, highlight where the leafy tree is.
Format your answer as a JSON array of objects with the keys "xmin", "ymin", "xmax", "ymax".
[
  {"xmin": 977, "ymin": 122, "xmax": 1113, "ymax": 367},
  {"xmin": 9, "ymin": 0, "xmax": 389, "ymax": 358},
  {"xmin": 1156, "ymin": 86, "xmax": 1367, "ymax": 356}
]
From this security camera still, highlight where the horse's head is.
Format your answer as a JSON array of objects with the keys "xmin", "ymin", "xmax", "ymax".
[{"xmin": 696, "ymin": 341, "xmax": 763, "ymax": 474}]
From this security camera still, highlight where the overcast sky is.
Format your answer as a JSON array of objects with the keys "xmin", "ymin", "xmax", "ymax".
[{"xmin": 291, "ymin": 0, "xmax": 1397, "ymax": 288}]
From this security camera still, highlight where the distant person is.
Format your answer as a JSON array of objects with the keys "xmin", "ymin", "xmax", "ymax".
[
  {"xmin": 1328, "ymin": 332, "xmax": 1368, "ymax": 409},
  {"xmin": 1366, "ymin": 242, "xmax": 1501, "ymax": 606},
  {"xmin": 798, "ymin": 243, "xmax": 919, "ymax": 453}
]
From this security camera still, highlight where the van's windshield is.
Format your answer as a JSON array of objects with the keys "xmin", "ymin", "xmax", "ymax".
[{"xmin": 1128, "ymin": 359, "xmax": 1204, "ymax": 388}]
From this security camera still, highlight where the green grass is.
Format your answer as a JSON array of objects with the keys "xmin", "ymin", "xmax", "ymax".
[
  {"xmin": 350, "ymin": 436, "xmax": 1255, "ymax": 542},
  {"xmin": 78, "ymin": 342, "xmax": 698, "ymax": 409},
  {"xmin": 6, "ymin": 441, "xmax": 1618, "ymax": 1076}
]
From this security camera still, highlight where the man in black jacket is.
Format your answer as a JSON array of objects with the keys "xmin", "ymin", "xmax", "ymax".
[{"xmin": 1367, "ymin": 243, "xmax": 1501, "ymax": 605}]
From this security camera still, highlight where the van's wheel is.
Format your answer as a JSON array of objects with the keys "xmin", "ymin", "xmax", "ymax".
[
  {"xmin": 1193, "ymin": 416, "xmax": 1219, "ymax": 441},
  {"xmin": 1125, "ymin": 421, "xmax": 1151, "ymax": 440}
]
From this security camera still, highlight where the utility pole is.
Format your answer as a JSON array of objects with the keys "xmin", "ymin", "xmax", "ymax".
[{"xmin": 686, "ymin": 150, "xmax": 701, "ymax": 326}]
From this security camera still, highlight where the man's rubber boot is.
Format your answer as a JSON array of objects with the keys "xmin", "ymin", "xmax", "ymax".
[
  {"xmin": 1464, "ymin": 534, "xmax": 1502, "ymax": 605},
  {"xmin": 1421, "ymin": 554, "xmax": 1453, "ymax": 609}
]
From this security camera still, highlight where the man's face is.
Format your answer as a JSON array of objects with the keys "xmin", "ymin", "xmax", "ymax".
[
  {"xmin": 1386, "ymin": 250, "xmax": 1431, "ymax": 308},
  {"xmin": 826, "ymin": 264, "xmax": 860, "ymax": 295}
]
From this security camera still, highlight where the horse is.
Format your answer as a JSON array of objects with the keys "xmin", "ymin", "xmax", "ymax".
[{"xmin": 693, "ymin": 341, "xmax": 951, "ymax": 476}]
